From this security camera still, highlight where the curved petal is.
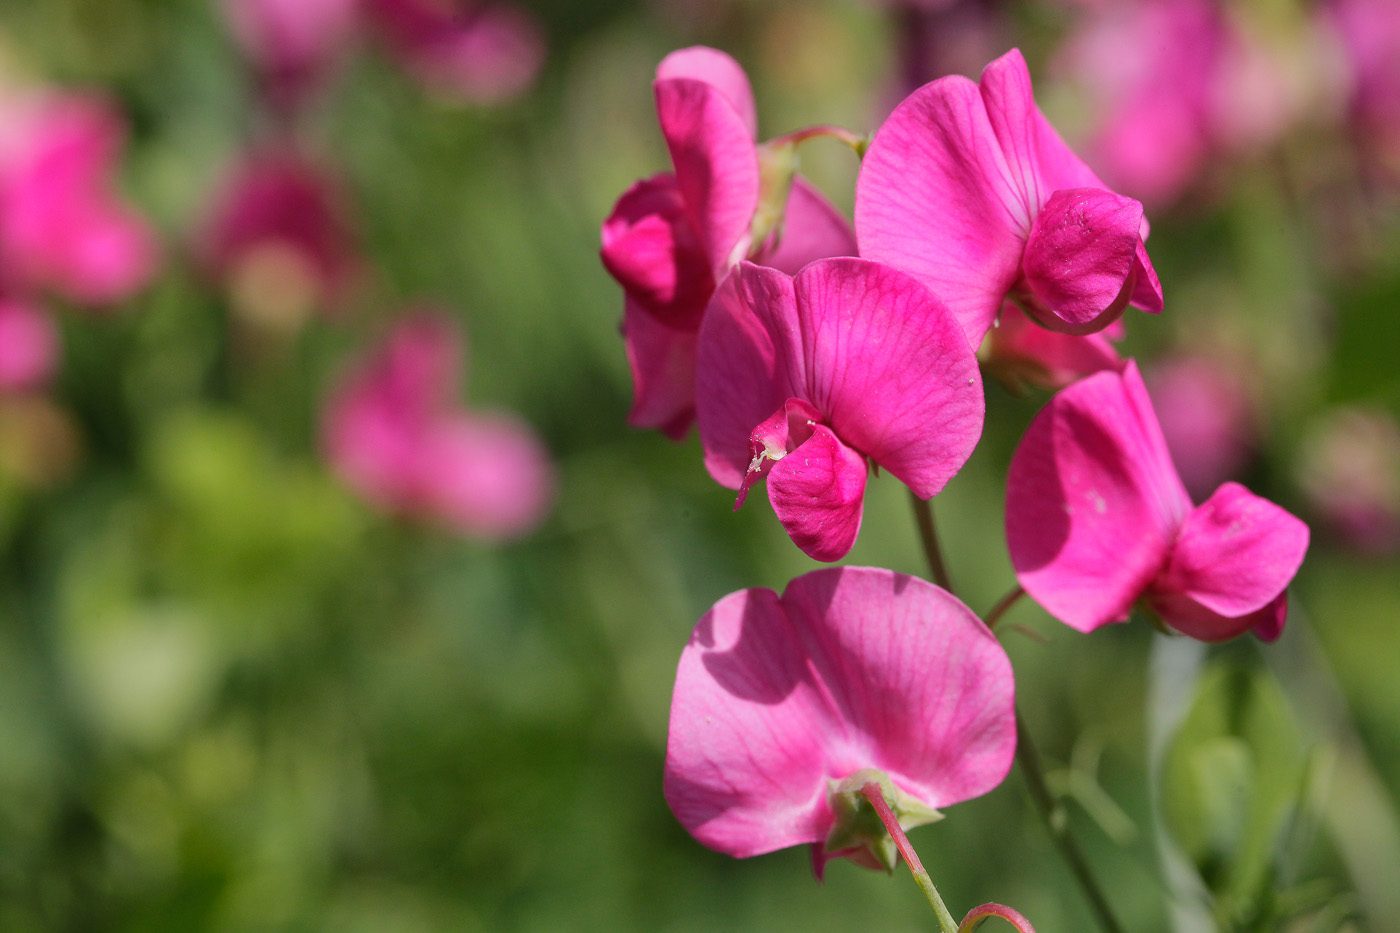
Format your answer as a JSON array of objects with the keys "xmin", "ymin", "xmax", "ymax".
[
  {"xmin": 1155, "ymin": 481, "xmax": 1308, "ymax": 618},
  {"xmin": 622, "ymin": 298, "xmax": 698, "ymax": 440},
  {"xmin": 1147, "ymin": 589, "xmax": 1289, "ymax": 644},
  {"xmin": 600, "ymin": 173, "xmax": 713, "ymax": 328},
  {"xmin": 1020, "ymin": 187, "xmax": 1146, "ymax": 334},
  {"xmin": 761, "ymin": 176, "xmax": 857, "ymax": 275},
  {"xmin": 767, "ymin": 426, "xmax": 867, "ymax": 562},
  {"xmin": 654, "ymin": 76, "xmax": 760, "ymax": 279},
  {"xmin": 1006, "ymin": 361, "xmax": 1192, "ymax": 632},
  {"xmin": 855, "ymin": 72, "xmax": 1026, "ymax": 344},
  {"xmin": 1129, "ymin": 238, "xmax": 1164, "ymax": 313},
  {"xmin": 656, "ymin": 46, "xmax": 757, "ymax": 138},
  {"xmin": 792, "ymin": 258, "xmax": 984, "ymax": 498},
  {"xmin": 695, "ymin": 273, "xmax": 783, "ymax": 483},
  {"xmin": 981, "ymin": 304, "xmax": 1124, "ymax": 391}
]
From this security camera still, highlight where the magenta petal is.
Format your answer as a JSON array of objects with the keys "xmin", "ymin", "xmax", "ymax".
[
  {"xmin": 1147, "ymin": 589, "xmax": 1290, "ymax": 643},
  {"xmin": 792, "ymin": 258, "xmax": 984, "ymax": 498},
  {"xmin": 1006, "ymin": 362, "xmax": 1192, "ymax": 632},
  {"xmin": 1129, "ymin": 238, "xmax": 1164, "ymax": 313},
  {"xmin": 766, "ymin": 426, "xmax": 867, "ymax": 562},
  {"xmin": 983, "ymin": 305, "xmax": 1124, "ymax": 390},
  {"xmin": 656, "ymin": 47, "xmax": 758, "ymax": 139},
  {"xmin": 0, "ymin": 298, "xmax": 59, "ymax": 392},
  {"xmin": 419, "ymin": 412, "xmax": 554, "ymax": 540},
  {"xmin": 600, "ymin": 174, "xmax": 713, "ymax": 328},
  {"xmin": 622, "ymin": 298, "xmax": 698, "ymax": 440},
  {"xmin": 1020, "ymin": 188, "xmax": 1146, "ymax": 334},
  {"xmin": 1156, "ymin": 482, "xmax": 1309, "ymax": 618},
  {"xmin": 654, "ymin": 76, "xmax": 761, "ymax": 279},
  {"xmin": 762, "ymin": 177, "xmax": 857, "ymax": 275},
  {"xmin": 664, "ymin": 568, "xmax": 1016, "ymax": 858},
  {"xmin": 855, "ymin": 71, "xmax": 1026, "ymax": 343}
]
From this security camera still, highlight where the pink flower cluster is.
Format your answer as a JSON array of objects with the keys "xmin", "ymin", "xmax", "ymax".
[{"xmin": 601, "ymin": 46, "xmax": 1308, "ymax": 887}]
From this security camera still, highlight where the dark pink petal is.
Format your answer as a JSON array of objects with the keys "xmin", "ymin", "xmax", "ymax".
[
  {"xmin": 696, "ymin": 273, "xmax": 784, "ymax": 482},
  {"xmin": 1155, "ymin": 481, "xmax": 1308, "ymax": 618},
  {"xmin": 735, "ymin": 397, "xmax": 821, "ymax": 509},
  {"xmin": 766, "ymin": 426, "xmax": 867, "ymax": 562},
  {"xmin": 656, "ymin": 47, "xmax": 757, "ymax": 138},
  {"xmin": 1129, "ymin": 238, "xmax": 1164, "ymax": 313},
  {"xmin": 622, "ymin": 298, "xmax": 698, "ymax": 440},
  {"xmin": 419, "ymin": 412, "xmax": 554, "ymax": 540},
  {"xmin": 855, "ymin": 71, "xmax": 1026, "ymax": 343},
  {"xmin": 792, "ymin": 258, "xmax": 983, "ymax": 498},
  {"xmin": 1146, "ymin": 589, "xmax": 1289, "ymax": 643},
  {"xmin": 1250, "ymin": 592, "xmax": 1288, "ymax": 643},
  {"xmin": 600, "ymin": 174, "xmax": 713, "ymax": 329},
  {"xmin": 0, "ymin": 299, "xmax": 58, "ymax": 393},
  {"xmin": 981, "ymin": 304, "xmax": 1124, "ymax": 391},
  {"xmin": 665, "ymin": 568, "xmax": 1016, "ymax": 859},
  {"xmin": 1020, "ymin": 188, "xmax": 1147, "ymax": 334},
  {"xmin": 1006, "ymin": 362, "xmax": 1192, "ymax": 632},
  {"xmin": 761, "ymin": 177, "xmax": 857, "ymax": 275},
  {"xmin": 655, "ymin": 75, "xmax": 761, "ymax": 279}
]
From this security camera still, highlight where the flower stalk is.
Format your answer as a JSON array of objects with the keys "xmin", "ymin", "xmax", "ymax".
[{"xmin": 859, "ymin": 781, "xmax": 960, "ymax": 933}]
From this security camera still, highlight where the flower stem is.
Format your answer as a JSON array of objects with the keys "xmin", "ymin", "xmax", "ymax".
[
  {"xmin": 1013, "ymin": 711, "xmax": 1125, "ymax": 933},
  {"xmin": 860, "ymin": 782, "xmax": 960, "ymax": 933},
  {"xmin": 770, "ymin": 124, "xmax": 870, "ymax": 157},
  {"xmin": 909, "ymin": 491, "xmax": 953, "ymax": 592},
  {"xmin": 983, "ymin": 586, "xmax": 1025, "ymax": 631}
]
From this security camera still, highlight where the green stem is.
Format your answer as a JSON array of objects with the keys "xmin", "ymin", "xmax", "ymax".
[
  {"xmin": 860, "ymin": 782, "xmax": 959, "ymax": 933},
  {"xmin": 908, "ymin": 491, "xmax": 953, "ymax": 592},
  {"xmin": 770, "ymin": 123, "xmax": 869, "ymax": 156},
  {"xmin": 1014, "ymin": 711, "xmax": 1125, "ymax": 933},
  {"xmin": 984, "ymin": 586, "xmax": 1025, "ymax": 631}
]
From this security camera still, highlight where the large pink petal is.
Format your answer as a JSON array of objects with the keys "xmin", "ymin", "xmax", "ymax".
[
  {"xmin": 762, "ymin": 177, "xmax": 857, "ymax": 275},
  {"xmin": 1154, "ymin": 481, "xmax": 1308, "ymax": 618},
  {"xmin": 656, "ymin": 47, "xmax": 757, "ymax": 138},
  {"xmin": 655, "ymin": 77, "xmax": 760, "ymax": 279},
  {"xmin": 664, "ymin": 568, "xmax": 1016, "ymax": 858},
  {"xmin": 792, "ymin": 258, "xmax": 984, "ymax": 498},
  {"xmin": 695, "ymin": 273, "xmax": 784, "ymax": 483},
  {"xmin": 622, "ymin": 298, "xmax": 698, "ymax": 440},
  {"xmin": 767, "ymin": 426, "xmax": 867, "ymax": 562},
  {"xmin": 1020, "ymin": 187, "xmax": 1146, "ymax": 334},
  {"xmin": 1006, "ymin": 361, "xmax": 1192, "ymax": 632},
  {"xmin": 855, "ymin": 71, "xmax": 1026, "ymax": 344}
]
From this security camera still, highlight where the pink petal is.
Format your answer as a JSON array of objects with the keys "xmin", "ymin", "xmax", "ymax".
[
  {"xmin": 1006, "ymin": 361, "xmax": 1192, "ymax": 632},
  {"xmin": 766, "ymin": 425, "xmax": 867, "ymax": 562},
  {"xmin": 735, "ymin": 397, "xmax": 821, "ymax": 509},
  {"xmin": 600, "ymin": 173, "xmax": 714, "ymax": 329},
  {"xmin": 792, "ymin": 258, "xmax": 984, "ymax": 498},
  {"xmin": 419, "ymin": 412, "xmax": 554, "ymax": 540},
  {"xmin": 0, "ymin": 299, "xmax": 58, "ymax": 393},
  {"xmin": 1020, "ymin": 187, "xmax": 1147, "ymax": 334},
  {"xmin": 656, "ymin": 47, "xmax": 757, "ymax": 139},
  {"xmin": 664, "ymin": 567, "xmax": 1016, "ymax": 859},
  {"xmin": 981, "ymin": 304, "xmax": 1124, "ymax": 391},
  {"xmin": 1154, "ymin": 481, "xmax": 1308, "ymax": 618},
  {"xmin": 761, "ymin": 177, "xmax": 857, "ymax": 275},
  {"xmin": 1129, "ymin": 238, "xmax": 1164, "ymax": 313},
  {"xmin": 655, "ymin": 75, "xmax": 761, "ymax": 279},
  {"xmin": 622, "ymin": 298, "xmax": 698, "ymax": 440},
  {"xmin": 855, "ymin": 70, "xmax": 1026, "ymax": 343},
  {"xmin": 1146, "ymin": 589, "xmax": 1289, "ymax": 643}
]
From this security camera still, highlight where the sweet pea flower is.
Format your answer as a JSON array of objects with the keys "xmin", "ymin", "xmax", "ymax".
[
  {"xmin": 0, "ymin": 94, "xmax": 158, "ymax": 307},
  {"xmin": 856, "ymin": 48, "xmax": 1162, "ymax": 345},
  {"xmin": 220, "ymin": 0, "xmax": 361, "ymax": 113},
  {"xmin": 201, "ymin": 149, "xmax": 360, "ymax": 329},
  {"xmin": 0, "ymin": 298, "xmax": 58, "ymax": 393},
  {"xmin": 665, "ymin": 567, "xmax": 1016, "ymax": 874},
  {"xmin": 1145, "ymin": 354, "xmax": 1255, "ymax": 501},
  {"xmin": 1297, "ymin": 407, "xmax": 1400, "ymax": 554},
  {"xmin": 366, "ymin": 0, "xmax": 545, "ymax": 105},
  {"xmin": 1328, "ymin": 0, "xmax": 1400, "ymax": 175},
  {"xmin": 696, "ymin": 257, "xmax": 982, "ymax": 562},
  {"xmin": 601, "ymin": 46, "xmax": 857, "ymax": 438},
  {"xmin": 323, "ymin": 313, "xmax": 553, "ymax": 540},
  {"xmin": 1006, "ymin": 362, "xmax": 1308, "ymax": 643}
]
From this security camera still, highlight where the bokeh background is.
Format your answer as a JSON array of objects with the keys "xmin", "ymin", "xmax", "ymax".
[{"xmin": 0, "ymin": 0, "xmax": 1398, "ymax": 930}]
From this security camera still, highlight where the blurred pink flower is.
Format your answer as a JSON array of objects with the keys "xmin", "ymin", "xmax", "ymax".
[
  {"xmin": 220, "ymin": 0, "xmax": 362, "ymax": 113},
  {"xmin": 1297, "ymin": 407, "xmax": 1400, "ymax": 554},
  {"xmin": 0, "ymin": 298, "xmax": 58, "ymax": 393},
  {"xmin": 1054, "ymin": 0, "xmax": 1298, "ymax": 207},
  {"xmin": 1145, "ymin": 354, "xmax": 1255, "ymax": 501},
  {"xmin": 366, "ymin": 0, "xmax": 545, "ymax": 105},
  {"xmin": 1006, "ymin": 362, "xmax": 1307, "ymax": 642},
  {"xmin": 1327, "ymin": 0, "xmax": 1400, "ymax": 174},
  {"xmin": 0, "ymin": 94, "xmax": 158, "ymax": 307},
  {"xmin": 696, "ymin": 258, "xmax": 983, "ymax": 562},
  {"xmin": 201, "ymin": 149, "xmax": 360, "ymax": 328},
  {"xmin": 857, "ymin": 49, "xmax": 1162, "ymax": 346},
  {"xmin": 323, "ymin": 312, "xmax": 553, "ymax": 540},
  {"xmin": 602, "ymin": 47, "xmax": 856, "ymax": 438},
  {"xmin": 665, "ymin": 567, "xmax": 1015, "ymax": 873}
]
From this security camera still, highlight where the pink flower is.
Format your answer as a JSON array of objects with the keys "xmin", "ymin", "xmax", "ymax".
[
  {"xmin": 1005, "ymin": 362, "xmax": 1308, "ymax": 643},
  {"xmin": 201, "ymin": 149, "xmax": 360, "ymax": 327},
  {"xmin": 696, "ymin": 258, "xmax": 983, "ymax": 562},
  {"xmin": 220, "ymin": 0, "xmax": 361, "ymax": 113},
  {"xmin": 601, "ymin": 47, "xmax": 857, "ymax": 438},
  {"xmin": 856, "ymin": 48, "xmax": 1162, "ymax": 344},
  {"xmin": 323, "ymin": 312, "xmax": 553, "ymax": 540},
  {"xmin": 1145, "ymin": 354, "xmax": 1255, "ymax": 501},
  {"xmin": 1328, "ymin": 0, "xmax": 1400, "ymax": 174},
  {"xmin": 1297, "ymin": 407, "xmax": 1400, "ymax": 554},
  {"xmin": 366, "ymin": 0, "xmax": 545, "ymax": 105},
  {"xmin": 665, "ymin": 567, "xmax": 1016, "ymax": 872},
  {"xmin": 0, "ymin": 94, "xmax": 158, "ymax": 307},
  {"xmin": 980, "ymin": 302, "xmax": 1124, "ymax": 392},
  {"xmin": 0, "ymin": 298, "xmax": 58, "ymax": 393}
]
